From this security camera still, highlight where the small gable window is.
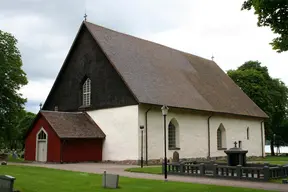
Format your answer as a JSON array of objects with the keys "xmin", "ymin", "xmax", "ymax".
[
  {"xmin": 247, "ymin": 127, "xmax": 249, "ymax": 140},
  {"xmin": 38, "ymin": 130, "xmax": 47, "ymax": 140},
  {"xmin": 217, "ymin": 123, "xmax": 226, "ymax": 150},
  {"xmin": 82, "ymin": 78, "xmax": 91, "ymax": 106}
]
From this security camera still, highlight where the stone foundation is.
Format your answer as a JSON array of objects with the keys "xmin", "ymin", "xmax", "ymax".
[
  {"xmin": 99, "ymin": 156, "xmax": 229, "ymax": 165},
  {"xmin": 42, "ymin": 155, "xmax": 265, "ymax": 165}
]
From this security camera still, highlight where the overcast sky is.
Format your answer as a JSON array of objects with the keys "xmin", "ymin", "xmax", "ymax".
[{"xmin": 1, "ymin": 0, "xmax": 288, "ymax": 113}]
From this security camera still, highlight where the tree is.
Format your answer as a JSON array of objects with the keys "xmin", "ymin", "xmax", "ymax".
[
  {"xmin": 241, "ymin": 0, "xmax": 288, "ymax": 52},
  {"xmin": 227, "ymin": 60, "xmax": 288, "ymax": 155},
  {"xmin": 16, "ymin": 111, "xmax": 36, "ymax": 149},
  {"xmin": 0, "ymin": 30, "xmax": 28, "ymax": 148},
  {"xmin": 279, "ymin": 118, "xmax": 288, "ymax": 145}
]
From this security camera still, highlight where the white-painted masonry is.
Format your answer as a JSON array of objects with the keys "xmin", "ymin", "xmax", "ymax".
[
  {"xmin": 87, "ymin": 104, "xmax": 265, "ymax": 162},
  {"xmin": 87, "ymin": 105, "xmax": 139, "ymax": 161},
  {"xmin": 139, "ymin": 104, "xmax": 265, "ymax": 161}
]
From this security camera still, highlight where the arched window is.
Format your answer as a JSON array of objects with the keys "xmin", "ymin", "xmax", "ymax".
[
  {"xmin": 168, "ymin": 118, "xmax": 179, "ymax": 149},
  {"xmin": 217, "ymin": 123, "xmax": 226, "ymax": 150},
  {"xmin": 38, "ymin": 130, "xmax": 47, "ymax": 140},
  {"xmin": 82, "ymin": 78, "xmax": 91, "ymax": 106},
  {"xmin": 247, "ymin": 127, "xmax": 249, "ymax": 140}
]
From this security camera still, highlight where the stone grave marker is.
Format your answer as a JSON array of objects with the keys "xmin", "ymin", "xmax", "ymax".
[
  {"xmin": 0, "ymin": 175, "xmax": 15, "ymax": 192},
  {"xmin": 102, "ymin": 171, "xmax": 119, "ymax": 189},
  {"xmin": 172, "ymin": 151, "xmax": 179, "ymax": 163}
]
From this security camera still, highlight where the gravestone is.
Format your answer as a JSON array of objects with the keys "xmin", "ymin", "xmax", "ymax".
[
  {"xmin": 172, "ymin": 151, "xmax": 179, "ymax": 163},
  {"xmin": 102, "ymin": 171, "xmax": 119, "ymax": 189},
  {"xmin": 0, "ymin": 175, "xmax": 15, "ymax": 192}
]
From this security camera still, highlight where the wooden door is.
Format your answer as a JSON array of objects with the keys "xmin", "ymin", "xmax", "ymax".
[{"xmin": 37, "ymin": 141, "xmax": 47, "ymax": 162}]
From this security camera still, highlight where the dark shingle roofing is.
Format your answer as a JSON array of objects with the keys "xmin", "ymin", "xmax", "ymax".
[
  {"xmin": 41, "ymin": 111, "xmax": 105, "ymax": 139},
  {"xmin": 84, "ymin": 21, "xmax": 267, "ymax": 118}
]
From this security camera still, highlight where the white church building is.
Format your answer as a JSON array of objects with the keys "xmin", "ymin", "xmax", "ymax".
[{"xmin": 25, "ymin": 21, "xmax": 268, "ymax": 164}]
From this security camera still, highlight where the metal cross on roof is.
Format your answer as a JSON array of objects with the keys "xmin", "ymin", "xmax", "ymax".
[
  {"xmin": 84, "ymin": 13, "xmax": 87, "ymax": 21},
  {"xmin": 211, "ymin": 55, "xmax": 214, "ymax": 61}
]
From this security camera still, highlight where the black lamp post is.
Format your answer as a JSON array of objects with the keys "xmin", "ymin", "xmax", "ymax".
[
  {"xmin": 161, "ymin": 105, "xmax": 169, "ymax": 181},
  {"xmin": 140, "ymin": 125, "xmax": 144, "ymax": 168}
]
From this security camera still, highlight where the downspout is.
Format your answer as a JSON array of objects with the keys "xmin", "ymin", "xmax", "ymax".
[
  {"xmin": 207, "ymin": 114, "xmax": 213, "ymax": 159},
  {"xmin": 260, "ymin": 120, "xmax": 265, "ymax": 157},
  {"xmin": 60, "ymin": 139, "xmax": 66, "ymax": 164},
  {"xmin": 145, "ymin": 107, "xmax": 152, "ymax": 165}
]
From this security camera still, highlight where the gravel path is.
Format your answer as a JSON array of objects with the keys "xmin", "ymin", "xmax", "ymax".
[{"xmin": 10, "ymin": 162, "xmax": 288, "ymax": 192}]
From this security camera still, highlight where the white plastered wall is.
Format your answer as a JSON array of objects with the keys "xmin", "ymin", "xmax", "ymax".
[
  {"xmin": 139, "ymin": 104, "xmax": 265, "ymax": 161},
  {"xmin": 210, "ymin": 116, "xmax": 264, "ymax": 157},
  {"xmin": 139, "ymin": 105, "xmax": 209, "ymax": 160},
  {"xmin": 87, "ymin": 105, "xmax": 139, "ymax": 161}
]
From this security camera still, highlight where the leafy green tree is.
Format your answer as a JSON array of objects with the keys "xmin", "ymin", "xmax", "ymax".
[
  {"xmin": 279, "ymin": 118, "xmax": 288, "ymax": 145},
  {"xmin": 227, "ymin": 60, "xmax": 288, "ymax": 155},
  {"xmin": 17, "ymin": 111, "xmax": 36, "ymax": 149},
  {"xmin": 241, "ymin": 0, "xmax": 288, "ymax": 52},
  {"xmin": 0, "ymin": 30, "xmax": 28, "ymax": 148}
]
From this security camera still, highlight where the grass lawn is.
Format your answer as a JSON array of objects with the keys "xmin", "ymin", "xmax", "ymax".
[
  {"xmin": 252, "ymin": 156, "xmax": 288, "ymax": 166},
  {"xmin": 6, "ymin": 155, "xmax": 27, "ymax": 163},
  {"xmin": 0, "ymin": 165, "xmax": 277, "ymax": 192},
  {"xmin": 125, "ymin": 166, "xmax": 162, "ymax": 174}
]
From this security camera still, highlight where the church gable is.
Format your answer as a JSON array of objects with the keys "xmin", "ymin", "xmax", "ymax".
[{"xmin": 42, "ymin": 24, "xmax": 137, "ymax": 111}]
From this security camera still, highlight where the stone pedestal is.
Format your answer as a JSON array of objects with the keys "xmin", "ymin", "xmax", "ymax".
[{"xmin": 224, "ymin": 142, "xmax": 248, "ymax": 166}]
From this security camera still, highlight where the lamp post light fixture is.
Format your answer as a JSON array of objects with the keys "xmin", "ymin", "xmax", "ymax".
[
  {"xmin": 140, "ymin": 125, "xmax": 144, "ymax": 168},
  {"xmin": 161, "ymin": 105, "xmax": 169, "ymax": 181}
]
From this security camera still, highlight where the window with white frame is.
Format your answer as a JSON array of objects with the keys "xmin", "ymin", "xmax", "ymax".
[
  {"xmin": 38, "ymin": 130, "xmax": 47, "ymax": 140},
  {"xmin": 168, "ymin": 118, "xmax": 179, "ymax": 149},
  {"xmin": 168, "ymin": 122, "xmax": 176, "ymax": 149},
  {"xmin": 217, "ymin": 123, "xmax": 226, "ymax": 150},
  {"xmin": 82, "ymin": 78, "xmax": 91, "ymax": 106}
]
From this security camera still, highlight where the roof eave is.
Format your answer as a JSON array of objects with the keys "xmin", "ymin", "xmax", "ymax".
[
  {"xmin": 139, "ymin": 102, "xmax": 269, "ymax": 120},
  {"xmin": 59, "ymin": 136, "xmax": 105, "ymax": 139},
  {"xmin": 83, "ymin": 21, "xmax": 140, "ymax": 104},
  {"xmin": 42, "ymin": 21, "xmax": 86, "ymax": 110}
]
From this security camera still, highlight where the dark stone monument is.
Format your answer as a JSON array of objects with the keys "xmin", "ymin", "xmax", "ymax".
[
  {"xmin": 172, "ymin": 151, "xmax": 179, "ymax": 163},
  {"xmin": 0, "ymin": 175, "xmax": 15, "ymax": 192},
  {"xmin": 224, "ymin": 142, "xmax": 248, "ymax": 166}
]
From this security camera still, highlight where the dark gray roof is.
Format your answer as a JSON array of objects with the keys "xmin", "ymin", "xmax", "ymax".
[
  {"xmin": 41, "ymin": 111, "xmax": 105, "ymax": 139},
  {"xmin": 84, "ymin": 21, "xmax": 267, "ymax": 118}
]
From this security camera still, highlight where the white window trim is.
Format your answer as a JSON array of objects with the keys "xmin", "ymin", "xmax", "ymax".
[
  {"xmin": 35, "ymin": 127, "xmax": 48, "ymax": 162},
  {"xmin": 168, "ymin": 118, "xmax": 180, "ymax": 150},
  {"xmin": 217, "ymin": 123, "xmax": 226, "ymax": 150},
  {"xmin": 82, "ymin": 78, "xmax": 91, "ymax": 106}
]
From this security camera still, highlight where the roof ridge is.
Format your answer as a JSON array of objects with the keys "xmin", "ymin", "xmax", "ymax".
[{"xmin": 84, "ymin": 21, "xmax": 213, "ymax": 63}]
